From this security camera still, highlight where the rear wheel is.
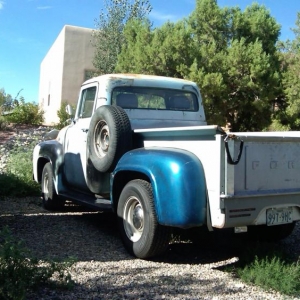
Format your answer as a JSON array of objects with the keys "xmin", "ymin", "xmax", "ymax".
[
  {"xmin": 117, "ymin": 180, "xmax": 171, "ymax": 259},
  {"xmin": 41, "ymin": 163, "xmax": 64, "ymax": 210}
]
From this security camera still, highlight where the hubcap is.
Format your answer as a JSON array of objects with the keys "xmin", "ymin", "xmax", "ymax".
[
  {"xmin": 95, "ymin": 121, "xmax": 110, "ymax": 158},
  {"xmin": 132, "ymin": 204, "xmax": 143, "ymax": 230},
  {"xmin": 43, "ymin": 172, "xmax": 49, "ymax": 198},
  {"xmin": 123, "ymin": 197, "xmax": 144, "ymax": 242}
]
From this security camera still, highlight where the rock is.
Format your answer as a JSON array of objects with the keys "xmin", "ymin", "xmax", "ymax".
[{"xmin": 0, "ymin": 125, "xmax": 53, "ymax": 173}]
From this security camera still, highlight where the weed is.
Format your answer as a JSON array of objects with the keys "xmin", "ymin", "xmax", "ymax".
[
  {"xmin": 237, "ymin": 255, "xmax": 300, "ymax": 296},
  {"xmin": 224, "ymin": 241, "xmax": 300, "ymax": 297},
  {"xmin": 0, "ymin": 227, "xmax": 75, "ymax": 300},
  {"xmin": 0, "ymin": 139, "xmax": 40, "ymax": 197},
  {"xmin": 0, "ymin": 116, "xmax": 9, "ymax": 131}
]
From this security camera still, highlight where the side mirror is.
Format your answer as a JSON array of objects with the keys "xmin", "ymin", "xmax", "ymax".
[{"xmin": 65, "ymin": 104, "xmax": 73, "ymax": 116}]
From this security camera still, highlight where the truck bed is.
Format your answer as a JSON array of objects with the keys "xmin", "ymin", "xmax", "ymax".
[{"xmin": 134, "ymin": 126, "xmax": 300, "ymax": 229}]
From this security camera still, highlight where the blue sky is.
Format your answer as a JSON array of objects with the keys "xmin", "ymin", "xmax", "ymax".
[{"xmin": 0, "ymin": 0, "xmax": 299, "ymax": 103}]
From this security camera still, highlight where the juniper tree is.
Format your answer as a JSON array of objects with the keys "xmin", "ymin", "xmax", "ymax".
[
  {"xmin": 116, "ymin": 0, "xmax": 282, "ymax": 131},
  {"xmin": 93, "ymin": 0, "xmax": 152, "ymax": 75}
]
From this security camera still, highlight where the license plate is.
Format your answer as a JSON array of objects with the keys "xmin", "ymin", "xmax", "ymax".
[{"xmin": 266, "ymin": 207, "xmax": 293, "ymax": 226}]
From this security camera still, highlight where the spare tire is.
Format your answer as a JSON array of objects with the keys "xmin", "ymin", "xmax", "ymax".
[{"xmin": 87, "ymin": 105, "xmax": 132, "ymax": 173}]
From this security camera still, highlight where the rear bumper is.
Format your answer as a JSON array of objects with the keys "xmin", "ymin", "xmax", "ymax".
[{"xmin": 220, "ymin": 192, "xmax": 300, "ymax": 228}]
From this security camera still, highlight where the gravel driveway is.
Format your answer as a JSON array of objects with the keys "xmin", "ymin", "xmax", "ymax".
[{"xmin": 0, "ymin": 197, "xmax": 299, "ymax": 299}]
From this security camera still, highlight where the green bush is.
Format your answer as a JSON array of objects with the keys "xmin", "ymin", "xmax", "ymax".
[
  {"xmin": 0, "ymin": 227, "xmax": 74, "ymax": 300},
  {"xmin": 0, "ymin": 140, "xmax": 40, "ymax": 197},
  {"xmin": 237, "ymin": 255, "xmax": 300, "ymax": 296},
  {"xmin": 55, "ymin": 101, "xmax": 75, "ymax": 129},
  {"xmin": 0, "ymin": 116, "xmax": 9, "ymax": 131},
  {"xmin": 5, "ymin": 98, "xmax": 44, "ymax": 125}
]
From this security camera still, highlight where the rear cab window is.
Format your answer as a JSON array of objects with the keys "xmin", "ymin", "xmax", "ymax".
[{"xmin": 111, "ymin": 86, "xmax": 198, "ymax": 112}]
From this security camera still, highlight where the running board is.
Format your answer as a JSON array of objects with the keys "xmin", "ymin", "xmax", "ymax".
[{"xmin": 59, "ymin": 190, "xmax": 112, "ymax": 211}]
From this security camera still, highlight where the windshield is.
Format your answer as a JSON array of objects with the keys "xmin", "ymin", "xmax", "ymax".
[{"xmin": 111, "ymin": 86, "xmax": 198, "ymax": 111}]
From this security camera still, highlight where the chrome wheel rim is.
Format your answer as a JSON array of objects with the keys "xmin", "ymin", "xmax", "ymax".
[
  {"xmin": 43, "ymin": 172, "xmax": 49, "ymax": 198},
  {"xmin": 95, "ymin": 121, "xmax": 109, "ymax": 158},
  {"xmin": 123, "ymin": 196, "xmax": 144, "ymax": 242}
]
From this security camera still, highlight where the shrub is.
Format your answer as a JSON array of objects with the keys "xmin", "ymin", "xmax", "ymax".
[
  {"xmin": 0, "ymin": 116, "xmax": 8, "ymax": 131},
  {"xmin": 237, "ymin": 255, "xmax": 300, "ymax": 296},
  {"xmin": 5, "ymin": 98, "xmax": 44, "ymax": 125},
  {"xmin": 0, "ymin": 227, "xmax": 74, "ymax": 300},
  {"xmin": 0, "ymin": 140, "xmax": 40, "ymax": 197},
  {"xmin": 55, "ymin": 101, "xmax": 75, "ymax": 129}
]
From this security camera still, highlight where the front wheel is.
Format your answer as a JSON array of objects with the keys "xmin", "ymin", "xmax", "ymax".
[
  {"xmin": 41, "ymin": 162, "xmax": 64, "ymax": 210},
  {"xmin": 117, "ymin": 180, "xmax": 171, "ymax": 259}
]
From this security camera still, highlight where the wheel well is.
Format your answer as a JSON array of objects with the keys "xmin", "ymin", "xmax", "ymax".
[
  {"xmin": 37, "ymin": 157, "xmax": 50, "ymax": 182},
  {"xmin": 112, "ymin": 171, "xmax": 150, "ymax": 212}
]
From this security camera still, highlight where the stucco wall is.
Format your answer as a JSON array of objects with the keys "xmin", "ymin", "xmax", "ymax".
[
  {"xmin": 62, "ymin": 26, "xmax": 96, "ymax": 107},
  {"xmin": 39, "ymin": 25, "xmax": 96, "ymax": 125},
  {"xmin": 39, "ymin": 27, "xmax": 65, "ymax": 125}
]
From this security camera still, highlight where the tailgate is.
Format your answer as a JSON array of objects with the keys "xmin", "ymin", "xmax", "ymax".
[
  {"xmin": 227, "ymin": 132, "xmax": 300, "ymax": 195},
  {"xmin": 221, "ymin": 132, "xmax": 300, "ymax": 228}
]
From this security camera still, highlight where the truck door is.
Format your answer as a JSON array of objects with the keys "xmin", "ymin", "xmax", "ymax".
[{"xmin": 63, "ymin": 84, "xmax": 97, "ymax": 190}]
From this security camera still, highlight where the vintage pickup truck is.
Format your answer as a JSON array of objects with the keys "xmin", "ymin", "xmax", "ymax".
[{"xmin": 33, "ymin": 74, "xmax": 300, "ymax": 258}]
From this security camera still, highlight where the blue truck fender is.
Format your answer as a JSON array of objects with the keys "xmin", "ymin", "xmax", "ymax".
[{"xmin": 112, "ymin": 147, "xmax": 207, "ymax": 228}]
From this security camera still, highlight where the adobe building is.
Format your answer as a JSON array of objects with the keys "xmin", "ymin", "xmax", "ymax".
[{"xmin": 39, "ymin": 25, "xmax": 96, "ymax": 125}]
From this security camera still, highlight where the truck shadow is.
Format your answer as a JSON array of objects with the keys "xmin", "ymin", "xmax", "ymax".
[
  {"xmin": 9, "ymin": 206, "xmax": 295, "ymax": 300},
  {"xmin": 0, "ymin": 199, "xmax": 299, "ymax": 265},
  {"xmin": 162, "ymin": 227, "xmax": 300, "ymax": 265}
]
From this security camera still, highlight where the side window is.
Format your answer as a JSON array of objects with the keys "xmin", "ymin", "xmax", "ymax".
[{"xmin": 79, "ymin": 86, "xmax": 96, "ymax": 118}]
